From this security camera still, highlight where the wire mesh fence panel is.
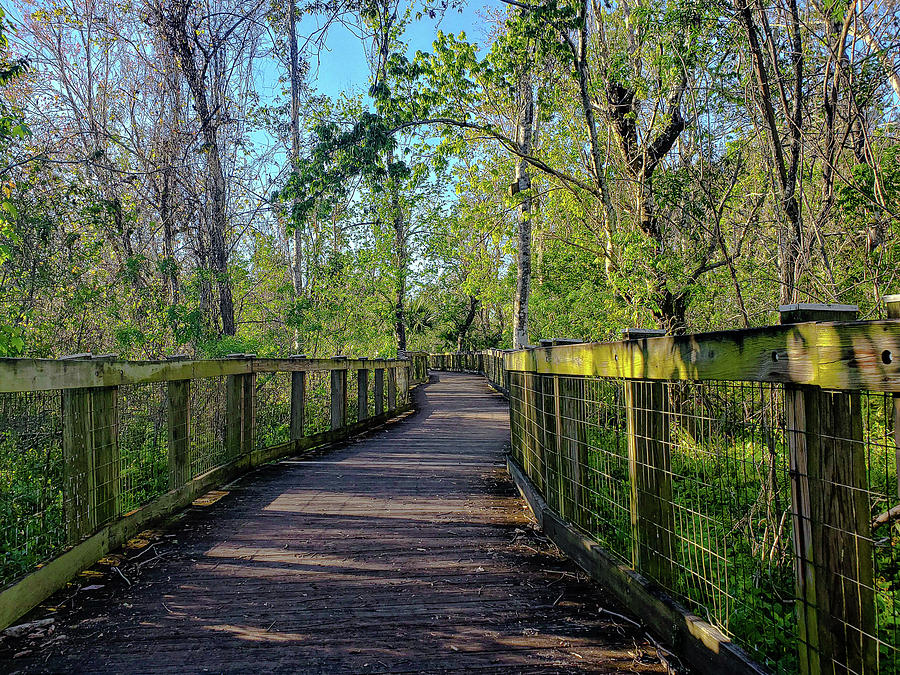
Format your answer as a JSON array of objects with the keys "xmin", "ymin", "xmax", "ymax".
[
  {"xmin": 189, "ymin": 377, "xmax": 227, "ymax": 478},
  {"xmin": 839, "ymin": 391, "xmax": 898, "ymax": 675},
  {"xmin": 662, "ymin": 380, "xmax": 795, "ymax": 672},
  {"xmin": 255, "ymin": 373, "xmax": 291, "ymax": 450},
  {"xmin": 118, "ymin": 383, "xmax": 168, "ymax": 513},
  {"xmin": 0, "ymin": 391, "xmax": 63, "ymax": 587},
  {"xmin": 304, "ymin": 370, "xmax": 330, "ymax": 435},
  {"xmin": 579, "ymin": 377, "xmax": 632, "ymax": 564}
]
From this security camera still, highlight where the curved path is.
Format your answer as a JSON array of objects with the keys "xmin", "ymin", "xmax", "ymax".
[{"xmin": 6, "ymin": 373, "xmax": 666, "ymax": 674}]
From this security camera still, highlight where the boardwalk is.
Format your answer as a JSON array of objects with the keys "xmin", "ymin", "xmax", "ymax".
[{"xmin": 4, "ymin": 373, "xmax": 667, "ymax": 674}]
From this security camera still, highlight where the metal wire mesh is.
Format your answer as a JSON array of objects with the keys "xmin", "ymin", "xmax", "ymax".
[
  {"xmin": 0, "ymin": 391, "xmax": 64, "ymax": 587},
  {"xmin": 508, "ymin": 371, "xmax": 900, "ymax": 674},
  {"xmin": 255, "ymin": 372, "xmax": 291, "ymax": 450},
  {"xmin": 304, "ymin": 370, "xmax": 330, "ymax": 436},
  {"xmin": 118, "ymin": 383, "xmax": 168, "ymax": 513},
  {"xmin": 189, "ymin": 376, "xmax": 227, "ymax": 477},
  {"xmin": 866, "ymin": 392, "xmax": 900, "ymax": 674}
]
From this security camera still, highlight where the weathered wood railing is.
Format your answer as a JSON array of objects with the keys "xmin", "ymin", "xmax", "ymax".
[
  {"xmin": 0, "ymin": 353, "xmax": 423, "ymax": 630},
  {"xmin": 434, "ymin": 303, "xmax": 900, "ymax": 675},
  {"xmin": 430, "ymin": 349, "xmax": 509, "ymax": 393},
  {"xmin": 403, "ymin": 351, "xmax": 430, "ymax": 386}
]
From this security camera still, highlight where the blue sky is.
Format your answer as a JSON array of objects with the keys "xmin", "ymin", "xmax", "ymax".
[{"xmin": 299, "ymin": 1, "xmax": 498, "ymax": 100}]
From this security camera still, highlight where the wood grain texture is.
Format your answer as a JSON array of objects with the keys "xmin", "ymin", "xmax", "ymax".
[
  {"xmin": 5, "ymin": 375, "xmax": 667, "ymax": 675},
  {"xmin": 0, "ymin": 357, "xmax": 411, "ymax": 393},
  {"xmin": 503, "ymin": 320, "xmax": 900, "ymax": 392}
]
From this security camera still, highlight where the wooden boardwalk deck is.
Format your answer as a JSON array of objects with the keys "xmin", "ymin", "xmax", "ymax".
[{"xmin": 4, "ymin": 373, "xmax": 668, "ymax": 674}]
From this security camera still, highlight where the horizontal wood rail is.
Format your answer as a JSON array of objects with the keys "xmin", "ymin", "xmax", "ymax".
[
  {"xmin": 503, "ymin": 319, "xmax": 900, "ymax": 392},
  {"xmin": 0, "ymin": 353, "xmax": 425, "ymax": 631},
  {"xmin": 0, "ymin": 356, "xmax": 417, "ymax": 393}
]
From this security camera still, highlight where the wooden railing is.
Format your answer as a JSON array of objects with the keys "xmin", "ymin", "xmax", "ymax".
[
  {"xmin": 403, "ymin": 351, "xmax": 430, "ymax": 386},
  {"xmin": 433, "ymin": 303, "xmax": 900, "ymax": 675},
  {"xmin": 0, "ymin": 353, "xmax": 423, "ymax": 630}
]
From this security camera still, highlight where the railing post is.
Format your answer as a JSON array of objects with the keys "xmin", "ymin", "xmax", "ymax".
[
  {"xmin": 166, "ymin": 355, "xmax": 191, "ymax": 490},
  {"xmin": 621, "ymin": 329, "xmax": 674, "ymax": 589},
  {"xmin": 374, "ymin": 367, "xmax": 385, "ymax": 416},
  {"xmin": 61, "ymin": 354, "xmax": 121, "ymax": 541},
  {"xmin": 537, "ymin": 342, "xmax": 560, "ymax": 513},
  {"xmin": 289, "ymin": 354, "xmax": 306, "ymax": 441},
  {"xmin": 242, "ymin": 357, "xmax": 257, "ymax": 457},
  {"xmin": 398, "ymin": 364, "xmax": 409, "ymax": 406},
  {"xmin": 225, "ymin": 354, "xmax": 245, "ymax": 460},
  {"xmin": 61, "ymin": 355, "xmax": 95, "ymax": 543},
  {"xmin": 358, "ymin": 359, "xmax": 369, "ymax": 421},
  {"xmin": 887, "ymin": 295, "xmax": 900, "ymax": 501},
  {"xmin": 387, "ymin": 365, "xmax": 397, "ymax": 410},
  {"xmin": 781, "ymin": 304, "xmax": 876, "ymax": 675},
  {"xmin": 330, "ymin": 357, "xmax": 347, "ymax": 430}
]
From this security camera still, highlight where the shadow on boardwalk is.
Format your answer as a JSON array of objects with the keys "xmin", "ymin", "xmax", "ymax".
[{"xmin": 2, "ymin": 373, "xmax": 671, "ymax": 674}]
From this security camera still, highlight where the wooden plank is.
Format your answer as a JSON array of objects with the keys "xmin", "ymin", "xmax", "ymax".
[
  {"xmin": 787, "ymin": 385, "xmax": 877, "ymax": 675},
  {"xmin": 253, "ymin": 357, "xmax": 404, "ymax": 373},
  {"xmin": 167, "ymin": 380, "xmax": 191, "ymax": 490},
  {"xmin": 0, "ymin": 357, "xmax": 411, "ymax": 393},
  {"xmin": 538, "ymin": 374, "xmax": 560, "ymax": 514},
  {"xmin": 358, "ymin": 367, "xmax": 369, "ymax": 421},
  {"xmin": 62, "ymin": 388, "xmax": 94, "ymax": 544},
  {"xmin": 0, "ymin": 358, "xmax": 252, "ymax": 392},
  {"xmin": 502, "ymin": 320, "xmax": 900, "ymax": 392},
  {"xmin": 374, "ymin": 368, "xmax": 385, "ymax": 416},
  {"xmin": 397, "ymin": 366, "xmax": 409, "ymax": 407},
  {"xmin": 624, "ymin": 380, "xmax": 675, "ymax": 589},
  {"xmin": 290, "ymin": 371, "xmax": 306, "ymax": 440}
]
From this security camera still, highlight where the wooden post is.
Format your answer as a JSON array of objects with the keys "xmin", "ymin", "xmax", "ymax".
[
  {"xmin": 374, "ymin": 368, "xmax": 385, "ymax": 416},
  {"xmin": 781, "ymin": 304, "xmax": 876, "ymax": 675},
  {"xmin": 886, "ymin": 295, "xmax": 900, "ymax": 500},
  {"xmin": 330, "ymin": 359, "xmax": 347, "ymax": 430},
  {"xmin": 167, "ymin": 379, "xmax": 191, "ymax": 490},
  {"xmin": 61, "ymin": 354, "xmax": 121, "ymax": 540},
  {"xmin": 621, "ymin": 329, "xmax": 673, "ymax": 588},
  {"xmin": 62, "ymin": 383, "xmax": 94, "ymax": 544},
  {"xmin": 289, "ymin": 355, "xmax": 306, "ymax": 441},
  {"xmin": 387, "ymin": 366, "xmax": 397, "ymax": 410},
  {"xmin": 91, "ymin": 385, "xmax": 119, "ymax": 527},
  {"xmin": 358, "ymin": 361, "xmax": 369, "ymax": 421},
  {"xmin": 624, "ymin": 378, "xmax": 674, "ymax": 589}
]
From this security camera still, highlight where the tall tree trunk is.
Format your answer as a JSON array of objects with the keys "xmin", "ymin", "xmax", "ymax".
[
  {"xmin": 456, "ymin": 295, "xmax": 479, "ymax": 351},
  {"xmin": 288, "ymin": 0, "xmax": 303, "ymax": 350},
  {"xmin": 390, "ymin": 161, "xmax": 407, "ymax": 353},
  {"xmin": 513, "ymin": 68, "xmax": 534, "ymax": 349},
  {"xmin": 156, "ymin": 2, "xmax": 236, "ymax": 335}
]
